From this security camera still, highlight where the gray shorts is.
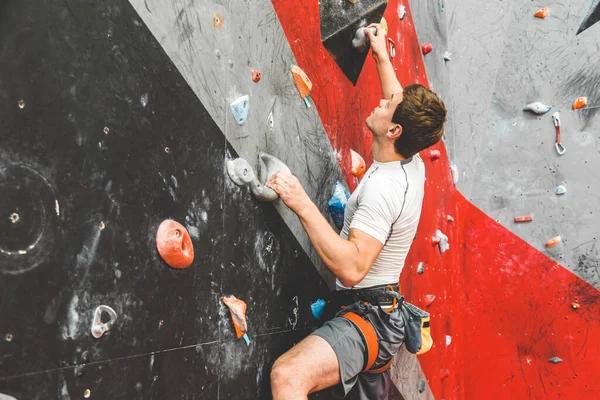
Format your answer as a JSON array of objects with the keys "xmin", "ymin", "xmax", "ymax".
[{"xmin": 311, "ymin": 301, "xmax": 405, "ymax": 399}]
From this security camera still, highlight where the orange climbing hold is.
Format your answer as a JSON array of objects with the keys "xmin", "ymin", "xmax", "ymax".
[
  {"xmin": 156, "ymin": 220, "xmax": 194, "ymax": 269},
  {"xmin": 545, "ymin": 235, "xmax": 562, "ymax": 248},
  {"xmin": 350, "ymin": 150, "xmax": 366, "ymax": 177},
  {"xmin": 573, "ymin": 97, "xmax": 588, "ymax": 110},
  {"xmin": 291, "ymin": 65, "xmax": 312, "ymax": 99},
  {"xmin": 534, "ymin": 7, "xmax": 549, "ymax": 18},
  {"xmin": 223, "ymin": 295, "xmax": 248, "ymax": 339},
  {"xmin": 251, "ymin": 70, "xmax": 261, "ymax": 82}
]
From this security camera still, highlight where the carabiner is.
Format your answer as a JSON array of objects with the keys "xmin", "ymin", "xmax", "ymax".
[{"xmin": 552, "ymin": 112, "xmax": 565, "ymax": 155}]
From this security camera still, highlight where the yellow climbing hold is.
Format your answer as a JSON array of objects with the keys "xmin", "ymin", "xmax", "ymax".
[{"xmin": 380, "ymin": 17, "xmax": 388, "ymax": 35}]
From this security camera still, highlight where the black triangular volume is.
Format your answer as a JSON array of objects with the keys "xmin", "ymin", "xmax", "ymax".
[
  {"xmin": 320, "ymin": 0, "xmax": 388, "ymax": 85},
  {"xmin": 576, "ymin": 0, "xmax": 600, "ymax": 35}
]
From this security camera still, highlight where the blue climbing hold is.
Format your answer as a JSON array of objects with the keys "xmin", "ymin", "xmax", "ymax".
[
  {"xmin": 230, "ymin": 95, "xmax": 250, "ymax": 125},
  {"xmin": 311, "ymin": 299, "xmax": 327, "ymax": 319},
  {"xmin": 327, "ymin": 181, "xmax": 350, "ymax": 230}
]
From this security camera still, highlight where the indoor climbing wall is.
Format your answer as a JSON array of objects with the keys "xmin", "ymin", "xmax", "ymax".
[{"xmin": 2, "ymin": 0, "xmax": 600, "ymax": 399}]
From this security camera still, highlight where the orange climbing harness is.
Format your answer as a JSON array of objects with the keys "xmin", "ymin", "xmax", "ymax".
[{"xmin": 342, "ymin": 311, "xmax": 392, "ymax": 374}]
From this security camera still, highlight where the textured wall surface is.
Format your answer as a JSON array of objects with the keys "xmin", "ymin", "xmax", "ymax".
[
  {"xmin": 445, "ymin": 0, "xmax": 600, "ymax": 284},
  {"xmin": 2, "ymin": 0, "xmax": 600, "ymax": 399}
]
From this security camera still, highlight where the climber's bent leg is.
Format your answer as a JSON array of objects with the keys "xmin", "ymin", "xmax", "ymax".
[{"xmin": 270, "ymin": 334, "xmax": 340, "ymax": 400}]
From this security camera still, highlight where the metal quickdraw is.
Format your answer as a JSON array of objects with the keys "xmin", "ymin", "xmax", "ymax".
[{"xmin": 552, "ymin": 112, "xmax": 565, "ymax": 155}]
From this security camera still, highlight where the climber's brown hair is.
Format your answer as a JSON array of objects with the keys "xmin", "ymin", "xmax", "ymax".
[{"xmin": 392, "ymin": 84, "xmax": 447, "ymax": 158}]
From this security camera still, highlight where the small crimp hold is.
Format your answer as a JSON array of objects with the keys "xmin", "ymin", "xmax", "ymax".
[
  {"xmin": 548, "ymin": 357, "xmax": 563, "ymax": 364},
  {"xmin": 555, "ymin": 185, "xmax": 567, "ymax": 195},
  {"xmin": 573, "ymin": 96, "xmax": 588, "ymax": 110},
  {"xmin": 422, "ymin": 43, "xmax": 433, "ymax": 55},
  {"xmin": 514, "ymin": 216, "xmax": 533, "ymax": 222},
  {"xmin": 429, "ymin": 149, "xmax": 441, "ymax": 161},
  {"xmin": 572, "ymin": 302, "xmax": 580, "ymax": 309},
  {"xmin": 443, "ymin": 51, "xmax": 452, "ymax": 61},
  {"xmin": 534, "ymin": 7, "xmax": 549, "ymax": 18},
  {"xmin": 251, "ymin": 70, "xmax": 261, "ymax": 82},
  {"xmin": 417, "ymin": 262, "xmax": 425, "ymax": 275},
  {"xmin": 447, "ymin": 215, "xmax": 454, "ymax": 223},
  {"xmin": 418, "ymin": 379, "xmax": 426, "ymax": 393},
  {"xmin": 545, "ymin": 235, "xmax": 561, "ymax": 248},
  {"xmin": 523, "ymin": 102, "xmax": 552, "ymax": 115},
  {"xmin": 439, "ymin": 369, "xmax": 450, "ymax": 380}
]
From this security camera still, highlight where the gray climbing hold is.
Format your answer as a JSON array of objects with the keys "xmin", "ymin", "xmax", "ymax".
[
  {"xmin": 418, "ymin": 379, "xmax": 426, "ymax": 393},
  {"xmin": 417, "ymin": 262, "xmax": 425, "ymax": 275},
  {"xmin": 548, "ymin": 357, "xmax": 563, "ymax": 364},
  {"xmin": 446, "ymin": 335, "xmax": 452, "ymax": 346},
  {"xmin": 226, "ymin": 153, "xmax": 291, "ymax": 202},
  {"xmin": 230, "ymin": 95, "xmax": 250, "ymax": 125},
  {"xmin": 443, "ymin": 51, "xmax": 452, "ymax": 61},
  {"xmin": 523, "ymin": 102, "xmax": 552, "ymax": 115},
  {"xmin": 555, "ymin": 185, "xmax": 567, "ymax": 195},
  {"xmin": 352, "ymin": 26, "xmax": 377, "ymax": 53}
]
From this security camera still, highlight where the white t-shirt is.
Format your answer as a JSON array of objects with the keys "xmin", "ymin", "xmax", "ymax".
[{"xmin": 336, "ymin": 155, "xmax": 425, "ymax": 290}]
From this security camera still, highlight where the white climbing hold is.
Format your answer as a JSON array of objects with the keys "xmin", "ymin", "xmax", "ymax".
[
  {"xmin": 443, "ymin": 51, "xmax": 452, "ymax": 61},
  {"xmin": 555, "ymin": 185, "xmax": 567, "ymax": 195},
  {"xmin": 450, "ymin": 161, "xmax": 458, "ymax": 184},
  {"xmin": 523, "ymin": 102, "xmax": 552, "ymax": 115},
  {"xmin": 446, "ymin": 335, "xmax": 452, "ymax": 346},
  {"xmin": 435, "ymin": 230, "xmax": 450, "ymax": 253},
  {"xmin": 398, "ymin": 5, "xmax": 407, "ymax": 20},
  {"xmin": 230, "ymin": 95, "xmax": 250, "ymax": 125}
]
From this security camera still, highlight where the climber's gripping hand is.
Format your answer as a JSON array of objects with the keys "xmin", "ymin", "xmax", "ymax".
[
  {"xmin": 266, "ymin": 171, "xmax": 313, "ymax": 216},
  {"xmin": 365, "ymin": 23, "xmax": 388, "ymax": 62}
]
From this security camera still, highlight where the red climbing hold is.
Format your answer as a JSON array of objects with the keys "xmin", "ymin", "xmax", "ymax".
[
  {"xmin": 424, "ymin": 294, "xmax": 437, "ymax": 307},
  {"xmin": 156, "ymin": 220, "xmax": 194, "ymax": 269},
  {"xmin": 432, "ymin": 235, "xmax": 441, "ymax": 245},
  {"xmin": 429, "ymin": 149, "xmax": 441, "ymax": 161},
  {"xmin": 439, "ymin": 369, "xmax": 450, "ymax": 380},
  {"xmin": 251, "ymin": 69, "xmax": 261, "ymax": 82},
  {"xmin": 514, "ymin": 216, "xmax": 533, "ymax": 222},
  {"xmin": 422, "ymin": 43, "xmax": 433, "ymax": 55},
  {"xmin": 350, "ymin": 149, "xmax": 366, "ymax": 177}
]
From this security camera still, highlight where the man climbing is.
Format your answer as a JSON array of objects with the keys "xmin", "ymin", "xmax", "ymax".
[{"xmin": 267, "ymin": 23, "xmax": 447, "ymax": 400}]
